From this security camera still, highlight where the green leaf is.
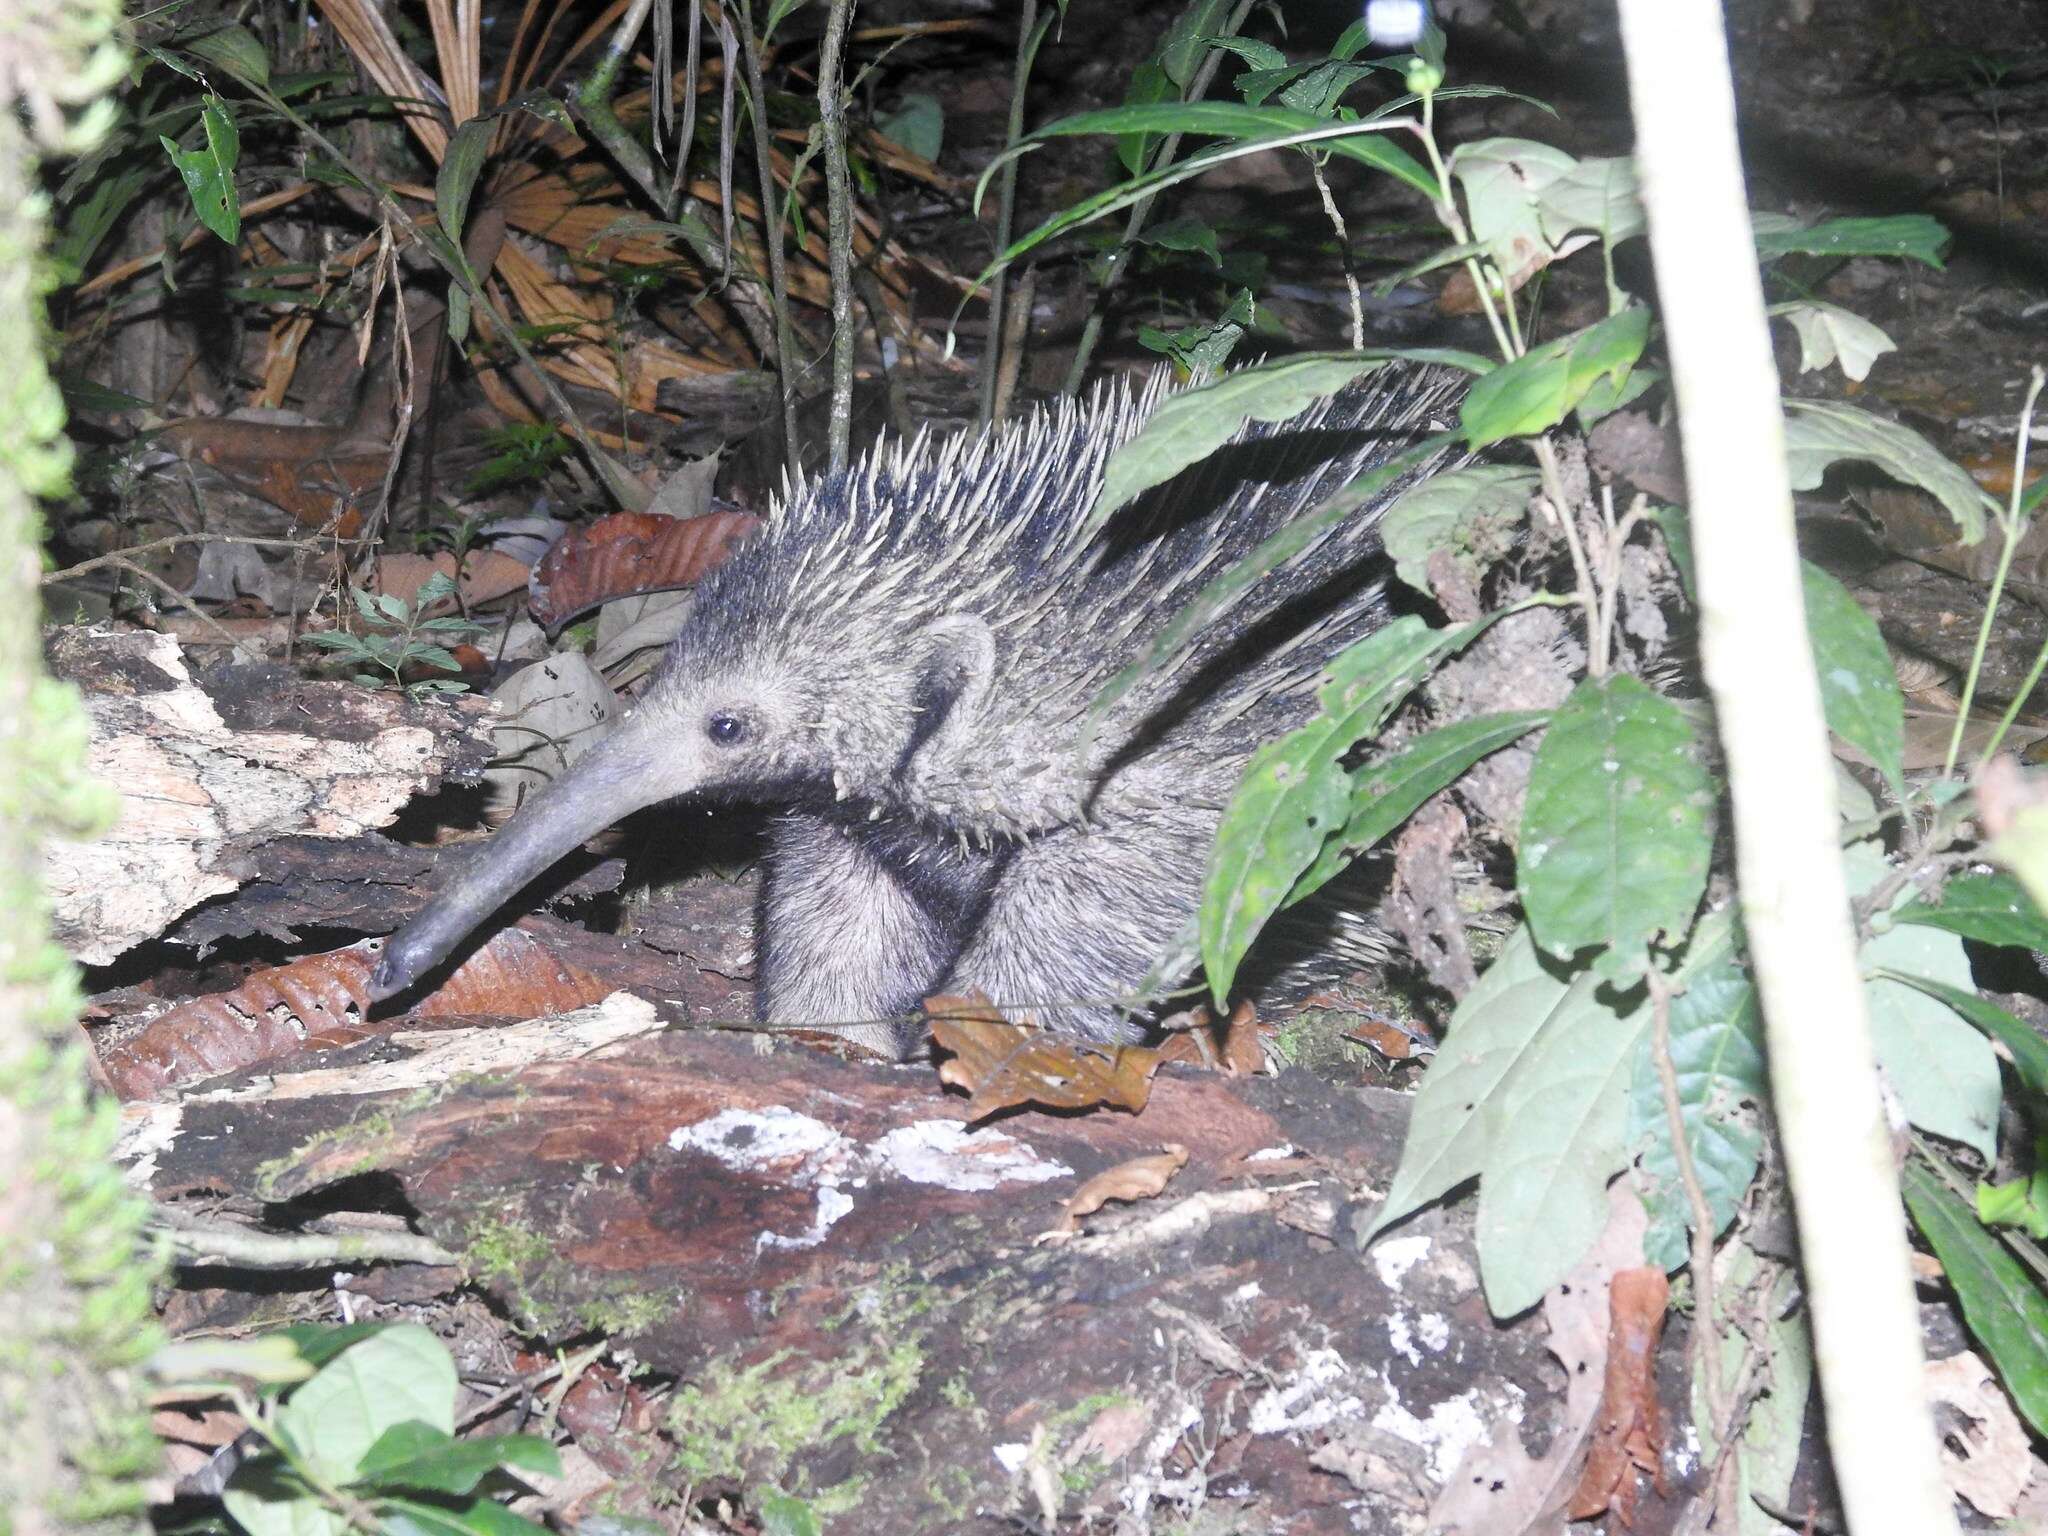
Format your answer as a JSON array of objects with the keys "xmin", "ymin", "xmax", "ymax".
[
  {"xmin": 223, "ymin": 1458, "xmax": 348, "ymax": 1536},
  {"xmin": 1536, "ymin": 154, "xmax": 1644, "ymax": 247},
  {"xmin": 1460, "ymin": 306, "xmax": 1651, "ymax": 449},
  {"xmin": 1378, "ymin": 464, "xmax": 1538, "ymax": 597},
  {"xmin": 1768, "ymin": 301, "xmax": 1897, "ymax": 383},
  {"xmin": 1448, "ymin": 137, "xmax": 1580, "ymax": 276},
  {"xmin": 1087, "ymin": 432, "xmax": 1457, "ymax": 729},
  {"xmin": 1277, "ymin": 60, "xmax": 1384, "ymax": 118},
  {"xmin": 1573, "ymin": 361, "xmax": 1659, "ymax": 427},
  {"xmin": 376, "ymin": 591, "xmax": 411, "ymax": 622},
  {"xmin": 1090, "ymin": 354, "xmax": 1386, "ymax": 528},
  {"xmin": 1847, "ymin": 845, "xmax": 2000, "ymax": 1160},
  {"xmin": 1135, "ymin": 213, "xmax": 1221, "ymax": 268},
  {"xmin": 1754, "ymin": 213, "xmax": 1950, "ymax": 269},
  {"xmin": 437, "ymin": 117, "xmax": 495, "ymax": 254},
  {"xmin": 1895, "ymin": 871, "xmax": 2048, "ymax": 952},
  {"xmin": 761, "ymin": 0, "xmax": 811, "ymax": 43},
  {"xmin": 875, "ymin": 92, "xmax": 943, "ymax": 162},
  {"xmin": 1160, "ymin": 0, "xmax": 1235, "ymax": 87},
  {"xmin": 276, "ymin": 1324, "xmax": 457, "ymax": 1484},
  {"xmin": 1201, "ymin": 618, "xmax": 1477, "ymax": 1002},
  {"xmin": 1650, "ymin": 505, "xmax": 1695, "ymax": 598},
  {"xmin": 1783, "ymin": 399, "xmax": 1993, "ymax": 545},
  {"xmin": 159, "ymin": 97, "xmax": 241, "ymax": 244},
  {"xmin": 1295, "ymin": 710, "xmax": 1552, "ymax": 902},
  {"xmin": 1801, "ymin": 561, "xmax": 1904, "ymax": 796},
  {"xmin": 1115, "ymin": 61, "xmax": 1175, "ymax": 175},
  {"xmin": 354, "ymin": 1423, "xmax": 561, "ymax": 1495},
  {"xmin": 1875, "ymin": 969, "xmax": 2048, "ymax": 1103},
  {"xmin": 1627, "ymin": 956, "xmax": 1765, "ymax": 1269},
  {"xmin": 186, "ymin": 23, "xmax": 271, "ymax": 88},
  {"xmin": 1902, "ymin": 1160, "xmax": 2048, "ymax": 1438},
  {"xmin": 1026, "ymin": 101, "xmax": 1435, "ymax": 192},
  {"xmin": 1518, "ymin": 674, "xmax": 1714, "ymax": 979},
  {"xmin": 381, "ymin": 1498, "xmax": 555, "ymax": 1536}
]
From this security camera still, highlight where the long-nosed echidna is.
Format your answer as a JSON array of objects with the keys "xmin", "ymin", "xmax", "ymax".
[{"xmin": 371, "ymin": 363, "xmax": 1463, "ymax": 1057}]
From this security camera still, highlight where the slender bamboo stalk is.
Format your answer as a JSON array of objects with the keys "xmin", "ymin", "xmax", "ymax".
[{"xmin": 1613, "ymin": 2, "xmax": 1956, "ymax": 1531}]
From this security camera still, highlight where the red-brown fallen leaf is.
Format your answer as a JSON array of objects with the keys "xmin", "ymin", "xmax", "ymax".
[
  {"xmin": 1055, "ymin": 1144, "xmax": 1190, "ymax": 1234},
  {"xmin": 1567, "ymin": 1265, "xmax": 1671, "ymax": 1526},
  {"xmin": 375, "ymin": 550, "xmax": 534, "ymax": 610},
  {"xmin": 100, "ymin": 923, "xmax": 615, "ymax": 1100},
  {"xmin": 925, "ymin": 993, "xmax": 1163, "ymax": 1120},
  {"xmin": 1153, "ymin": 1000, "xmax": 1265, "ymax": 1074},
  {"xmin": 528, "ymin": 508, "xmax": 761, "ymax": 630}
]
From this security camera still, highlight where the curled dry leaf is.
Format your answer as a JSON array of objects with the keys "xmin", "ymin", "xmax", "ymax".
[
  {"xmin": 1055, "ymin": 1145, "xmax": 1191, "ymax": 1235},
  {"xmin": 528, "ymin": 508, "xmax": 762, "ymax": 630},
  {"xmin": 100, "ymin": 922, "xmax": 613, "ymax": 1100},
  {"xmin": 1153, "ymin": 999, "xmax": 1266, "ymax": 1074},
  {"xmin": 925, "ymin": 993, "xmax": 1163, "ymax": 1119},
  {"xmin": 1567, "ymin": 1265, "xmax": 1671, "ymax": 1527}
]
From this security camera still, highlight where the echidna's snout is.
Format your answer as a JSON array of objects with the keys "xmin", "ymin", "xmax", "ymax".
[{"xmin": 369, "ymin": 715, "xmax": 692, "ymax": 1004}]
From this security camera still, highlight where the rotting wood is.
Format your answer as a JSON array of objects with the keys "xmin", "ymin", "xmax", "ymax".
[{"xmin": 42, "ymin": 627, "xmax": 493, "ymax": 964}]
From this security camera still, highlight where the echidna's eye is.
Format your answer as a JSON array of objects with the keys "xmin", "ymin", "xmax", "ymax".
[{"xmin": 707, "ymin": 711, "xmax": 747, "ymax": 746}]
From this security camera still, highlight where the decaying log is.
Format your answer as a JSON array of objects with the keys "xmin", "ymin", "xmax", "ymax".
[
  {"xmin": 42, "ymin": 627, "xmax": 493, "ymax": 964},
  {"xmin": 121, "ymin": 1002, "xmax": 1624, "ymax": 1532}
]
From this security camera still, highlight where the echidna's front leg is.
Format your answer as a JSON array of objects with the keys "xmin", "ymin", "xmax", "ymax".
[{"xmin": 756, "ymin": 812, "xmax": 951, "ymax": 1057}]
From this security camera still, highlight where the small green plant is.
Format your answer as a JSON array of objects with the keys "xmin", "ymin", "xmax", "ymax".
[
  {"xmin": 303, "ymin": 571, "xmax": 488, "ymax": 694},
  {"xmin": 152, "ymin": 1322, "xmax": 559, "ymax": 1535},
  {"xmin": 466, "ymin": 423, "xmax": 573, "ymax": 495}
]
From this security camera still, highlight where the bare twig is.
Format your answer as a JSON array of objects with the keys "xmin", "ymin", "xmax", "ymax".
[
  {"xmin": 1308, "ymin": 156, "xmax": 1365, "ymax": 350},
  {"xmin": 737, "ymin": 0, "xmax": 803, "ymax": 469},
  {"xmin": 817, "ymin": 0, "xmax": 859, "ymax": 472},
  {"xmin": 160, "ymin": 1215, "xmax": 456, "ymax": 1269},
  {"xmin": 42, "ymin": 534, "xmax": 323, "ymax": 587},
  {"xmin": 979, "ymin": 0, "xmax": 1043, "ymax": 424}
]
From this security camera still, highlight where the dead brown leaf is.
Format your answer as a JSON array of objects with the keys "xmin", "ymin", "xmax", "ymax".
[
  {"xmin": 1926, "ymin": 1350, "xmax": 2031, "ymax": 1518},
  {"xmin": 375, "ymin": 550, "xmax": 533, "ymax": 610},
  {"xmin": 527, "ymin": 509, "xmax": 763, "ymax": 630},
  {"xmin": 1056, "ymin": 1145, "xmax": 1191, "ymax": 1234},
  {"xmin": 101, "ymin": 922, "xmax": 614, "ymax": 1099},
  {"xmin": 1153, "ymin": 1000, "xmax": 1265, "ymax": 1074},
  {"xmin": 1567, "ymin": 1265, "xmax": 1671, "ymax": 1526},
  {"xmin": 926, "ymin": 993, "xmax": 1163, "ymax": 1119}
]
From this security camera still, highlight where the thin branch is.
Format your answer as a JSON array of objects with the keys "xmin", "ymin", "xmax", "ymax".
[
  {"xmin": 1307, "ymin": 155, "xmax": 1365, "ymax": 350},
  {"xmin": 42, "ymin": 534, "xmax": 323, "ymax": 586},
  {"xmin": 737, "ymin": 0, "xmax": 803, "ymax": 469},
  {"xmin": 817, "ymin": 0, "xmax": 858, "ymax": 472},
  {"xmin": 160, "ymin": 1216, "xmax": 457, "ymax": 1270},
  {"xmin": 979, "ymin": 0, "xmax": 1042, "ymax": 423}
]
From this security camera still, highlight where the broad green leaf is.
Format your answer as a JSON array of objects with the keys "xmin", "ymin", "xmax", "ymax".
[
  {"xmin": 1378, "ymin": 464, "xmax": 1538, "ymax": 596},
  {"xmin": 1460, "ymin": 306, "xmax": 1651, "ymax": 449},
  {"xmin": 1277, "ymin": 60, "xmax": 1385, "ymax": 118},
  {"xmin": 1754, "ymin": 213, "xmax": 1950, "ymax": 269},
  {"xmin": 151, "ymin": 1335, "xmax": 315, "ymax": 1388},
  {"xmin": 376, "ymin": 591, "xmax": 410, "ymax": 622},
  {"xmin": 1448, "ymin": 137, "xmax": 1579, "ymax": 276},
  {"xmin": 437, "ymin": 117, "xmax": 495, "ymax": 252},
  {"xmin": 277, "ymin": 1321, "xmax": 397, "ymax": 1373},
  {"xmin": 1574, "ymin": 361, "xmax": 1659, "ymax": 426},
  {"xmin": 1367, "ymin": 926, "xmax": 1588, "ymax": 1239},
  {"xmin": 1294, "ymin": 710, "xmax": 1551, "ymax": 901},
  {"xmin": 186, "ymin": 23, "xmax": 270, "ymax": 87},
  {"xmin": 1650, "ymin": 505, "xmax": 1695, "ymax": 598},
  {"xmin": 1847, "ymin": 845, "xmax": 2000, "ymax": 1160},
  {"xmin": 159, "ymin": 96, "xmax": 241, "ymax": 243},
  {"xmin": 1895, "ymin": 871, "xmax": 2048, "ymax": 952},
  {"xmin": 354, "ymin": 1423, "xmax": 561, "ymax": 1495},
  {"xmin": 1518, "ymin": 673, "xmax": 1713, "ymax": 979},
  {"xmin": 1783, "ymin": 399, "xmax": 1993, "ymax": 544},
  {"xmin": 1135, "ymin": 213, "xmax": 1222, "ymax": 268},
  {"xmin": 875, "ymin": 93, "xmax": 943, "ymax": 162},
  {"xmin": 1137, "ymin": 287, "xmax": 1253, "ymax": 375},
  {"xmin": 1876, "ymin": 969, "xmax": 2048, "ymax": 1103},
  {"xmin": 1475, "ymin": 964, "xmax": 1649, "ymax": 1316},
  {"xmin": 1902, "ymin": 1159, "xmax": 2048, "ymax": 1438},
  {"xmin": 1160, "ymin": 0, "xmax": 1235, "ymax": 87},
  {"xmin": 276, "ymin": 1324, "xmax": 457, "ymax": 1484},
  {"xmin": 381, "ymin": 1498, "xmax": 554, "ymax": 1536},
  {"xmin": 1801, "ymin": 561, "xmax": 1904, "ymax": 795},
  {"xmin": 223, "ymin": 1459, "xmax": 348, "ymax": 1536},
  {"xmin": 1202, "ymin": 618, "xmax": 1475, "ymax": 1001},
  {"xmin": 1769, "ymin": 301, "xmax": 1896, "ymax": 383},
  {"xmin": 1205, "ymin": 35, "xmax": 1289, "ymax": 74},
  {"xmin": 1090, "ymin": 354, "xmax": 1386, "ymax": 528},
  {"xmin": 1536, "ymin": 154, "xmax": 1644, "ymax": 247},
  {"xmin": 1087, "ymin": 433, "xmax": 1457, "ymax": 729},
  {"xmin": 1627, "ymin": 956, "xmax": 1765, "ymax": 1269}
]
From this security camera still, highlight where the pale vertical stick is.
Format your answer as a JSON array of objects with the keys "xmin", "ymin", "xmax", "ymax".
[{"xmin": 1612, "ymin": 2, "xmax": 1956, "ymax": 1531}]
